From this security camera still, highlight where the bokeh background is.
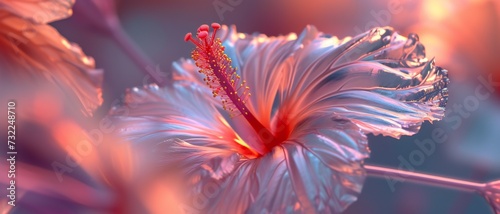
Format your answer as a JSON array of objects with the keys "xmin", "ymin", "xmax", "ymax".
[{"xmin": 2, "ymin": 0, "xmax": 500, "ymax": 213}]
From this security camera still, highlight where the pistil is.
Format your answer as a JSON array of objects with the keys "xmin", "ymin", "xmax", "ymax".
[{"xmin": 185, "ymin": 23, "xmax": 283, "ymax": 155}]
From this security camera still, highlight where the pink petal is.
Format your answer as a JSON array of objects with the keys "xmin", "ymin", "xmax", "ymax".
[
  {"xmin": 109, "ymin": 84, "xmax": 232, "ymax": 149},
  {"xmin": 180, "ymin": 116, "xmax": 368, "ymax": 213},
  {"xmin": 0, "ymin": 0, "xmax": 74, "ymax": 24},
  {"xmin": 153, "ymin": 138, "xmax": 239, "ymax": 180},
  {"xmin": 185, "ymin": 146, "xmax": 298, "ymax": 213},
  {"xmin": 0, "ymin": 11, "xmax": 103, "ymax": 116},
  {"xmin": 279, "ymin": 27, "xmax": 448, "ymax": 138},
  {"xmin": 0, "ymin": 162, "xmax": 113, "ymax": 212},
  {"xmin": 108, "ymin": 62, "xmax": 258, "ymax": 158},
  {"xmin": 216, "ymin": 25, "xmax": 447, "ymax": 138},
  {"xmin": 282, "ymin": 116, "xmax": 368, "ymax": 213},
  {"xmin": 172, "ymin": 58, "xmax": 208, "ymax": 88},
  {"xmin": 216, "ymin": 25, "xmax": 305, "ymax": 126},
  {"xmin": 282, "ymin": 142, "xmax": 364, "ymax": 213},
  {"xmin": 312, "ymin": 90, "xmax": 444, "ymax": 138}
]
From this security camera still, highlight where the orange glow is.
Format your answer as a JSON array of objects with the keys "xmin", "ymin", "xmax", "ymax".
[
  {"xmin": 52, "ymin": 119, "xmax": 84, "ymax": 147},
  {"xmin": 422, "ymin": 0, "xmax": 453, "ymax": 21},
  {"xmin": 32, "ymin": 90, "xmax": 63, "ymax": 123}
]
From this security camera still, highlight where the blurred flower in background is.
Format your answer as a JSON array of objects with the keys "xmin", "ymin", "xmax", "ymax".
[
  {"xmin": 0, "ymin": 0, "xmax": 176, "ymax": 213},
  {"xmin": 0, "ymin": 0, "xmax": 116, "ymax": 213}
]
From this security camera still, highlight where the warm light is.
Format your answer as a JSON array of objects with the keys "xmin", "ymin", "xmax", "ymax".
[{"xmin": 422, "ymin": 0, "xmax": 453, "ymax": 21}]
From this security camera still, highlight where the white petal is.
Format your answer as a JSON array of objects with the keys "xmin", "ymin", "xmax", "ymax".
[
  {"xmin": 217, "ymin": 25, "xmax": 310, "ymax": 125},
  {"xmin": 283, "ymin": 116, "xmax": 369, "ymax": 213},
  {"xmin": 279, "ymin": 27, "xmax": 448, "ymax": 138},
  {"xmin": 108, "ymin": 83, "xmax": 238, "ymax": 151},
  {"xmin": 182, "ymin": 116, "xmax": 368, "ymax": 213},
  {"xmin": 185, "ymin": 146, "xmax": 300, "ymax": 213},
  {"xmin": 108, "ymin": 60, "xmax": 259, "ymax": 159},
  {"xmin": 217, "ymin": 25, "xmax": 447, "ymax": 138},
  {"xmin": 314, "ymin": 90, "xmax": 443, "ymax": 138}
]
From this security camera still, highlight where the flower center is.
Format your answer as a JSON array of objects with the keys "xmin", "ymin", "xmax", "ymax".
[{"xmin": 185, "ymin": 23, "xmax": 287, "ymax": 156}]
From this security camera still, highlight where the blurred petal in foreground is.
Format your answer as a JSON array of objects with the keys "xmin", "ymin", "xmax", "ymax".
[
  {"xmin": 0, "ymin": 0, "xmax": 73, "ymax": 24},
  {"xmin": 0, "ymin": 0, "xmax": 102, "ymax": 116}
]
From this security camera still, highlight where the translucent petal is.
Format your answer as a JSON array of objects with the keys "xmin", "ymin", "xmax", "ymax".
[
  {"xmin": 217, "ymin": 25, "xmax": 447, "ymax": 138},
  {"xmin": 284, "ymin": 116, "xmax": 368, "ymax": 212},
  {"xmin": 152, "ymin": 138, "xmax": 239, "ymax": 180},
  {"xmin": 108, "ymin": 84, "xmax": 235, "ymax": 151},
  {"xmin": 217, "ymin": 25, "xmax": 303, "ymax": 125},
  {"xmin": 180, "ymin": 116, "xmax": 368, "ymax": 213},
  {"xmin": 485, "ymin": 180, "xmax": 500, "ymax": 214},
  {"xmin": 108, "ymin": 63, "xmax": 256, "ymax": 157},
  {"xmin": 0, "ymin": 0, "xmax": 74, "ymax": 24},
  {"xmin": 289, "ymin": 115, "xmax": 370, "ymax": 167},
  {"xmin": 311, "ymin": 90, "xmax": 444, "ymax": 138},
  {"xmin": 0, "ymin": 11, "xmax": 102, "ymax": 116},
  {"xmin": 182, "ymin": 146, "xmax": 299, "ymax": 213},
  {"xmin": 203, "ymin": 147, "xmax": 292, "ymax": 213},
  {"xmin": 278, "ymin": 27, "xmax": 448, "ymax": 138},
  {"xmin": 172, "ymin": 58, "xmax": 207, "ymax": 88},
  {"xmin": 282, "ymin": 142, "xmax": 364, "ymax": 213}
]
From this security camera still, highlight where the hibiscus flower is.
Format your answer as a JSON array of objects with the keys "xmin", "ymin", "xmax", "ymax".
[
  {"xmin": 109, "ymin": 23, "xmax": 449, "ymax": 213},
  {"xmin": 0, "ymin": 0, "xmax": 102, "ymax": 116}
]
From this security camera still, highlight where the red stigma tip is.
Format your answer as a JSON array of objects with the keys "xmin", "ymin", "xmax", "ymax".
[
  {"xmin": 211, "ymin": 23, "xmax": 221, "ymax": 29},
  {"xmin": 197, "ymin": 31, "xmax": 208, "ymax": 39},
  {"xmin": 184, "ymin": 33, "xmax": 192, "ymax": 42},
  {"xmin": 198, "ymin": 24, "xmax": 209, "ymax": 32}
]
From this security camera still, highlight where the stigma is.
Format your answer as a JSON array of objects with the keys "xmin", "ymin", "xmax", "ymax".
[{"xmin": 184, "ymin": 23, "xmax": 251, "ymax": 117}]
